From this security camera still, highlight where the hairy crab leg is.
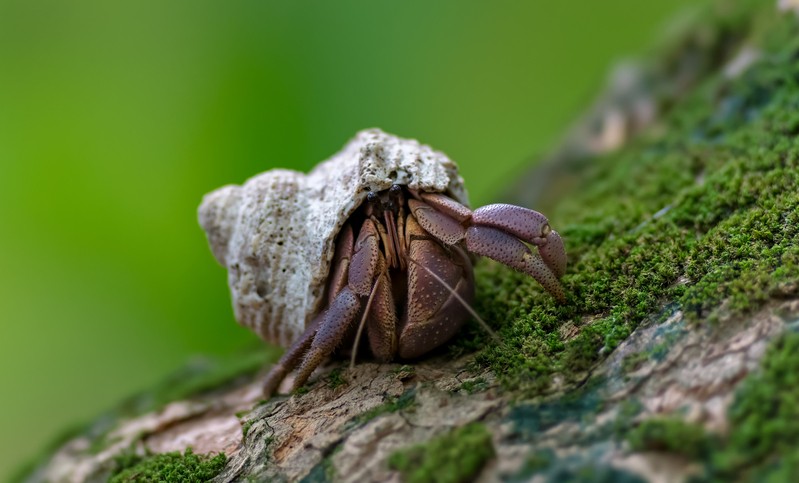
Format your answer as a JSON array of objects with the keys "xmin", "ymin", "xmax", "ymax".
[
  {"xmin": 396, "ymin": 202, "xmax": 407, "ymax": 268},
  {"xmin": 389, "ymin": 185, "xmax": 408, "ymax": 270},
  {"xmin": 365, "ymin": 259, "xmax": 397, "ymax": 361},
  {"xmin": 350, "ymin": 254, "xmax": 397, "ymax": 365},
  {"xmin": 371, "ymin": 215, "xmax": 397, "ymax": 270},
  {"xmin": 350, "ymin": 268, "xmax": 383, "ymax": 369},
  {"xmin": 383, "ymin": 210, "xmax": 400, "ymax": 269}
]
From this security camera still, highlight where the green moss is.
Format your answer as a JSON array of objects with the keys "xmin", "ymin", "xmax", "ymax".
[
  {"xmin": 621, "ymin": 325, "xmax": 684, "ymax": 376},
  {"xmin": 542, "ymin": 464, "xmax": 647, "ymax": 483},
  {"xmin": 626, "ymin": 417, "xmax": 714, "ymax": 459},
  {"xmin": 458, "ymin": 377, "xmax": 488, "ymax": 394},
  {"xmin": 392, "ymin": 364, "xmax": 416, "ymax": 381},
  {"xmin": 620, "ymin": 351, "xmax": 649, "ymax": 374},
  {"xmin": 241, "ymin": 420, "xmax": 254, "ymax": 437},
  {"xmin": 326, "ymin": 367, "xmax": 346, "ymax": 389},
  {"xmin": 388, "ymin": 423, "xmax": 494, "ymax": 483},
  {"xmin": 702, "ymin": 332, "xmax": 799, "ymax": 480},
  {"xmin": 108, "ymin": 448, "xmax": 226, "ymax": 483},
  {"xmin": 293, "ymin": 385, "xmax": 311, "ymax": 396},
  {"xmin": 346, "ymin": 388, "xmax": 417, "ymax": 429},
  {"xmin": 450, "ymin": 1, "xmax": 799, "ymax": 396},
  {"xmin": 613, "ymin": 398, "xmax": 645, "ymax": 439},
  {"xmin": 619, "ymin": 333, "xmax": 799, "ymax": 481}
]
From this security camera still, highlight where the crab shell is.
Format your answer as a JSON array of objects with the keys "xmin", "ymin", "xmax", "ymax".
[{"xmin": 198, "ymin": 129, "xmax": 469, "ymax": 347}]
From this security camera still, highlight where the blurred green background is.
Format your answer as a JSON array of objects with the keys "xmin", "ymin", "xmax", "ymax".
[{"xmin": 0, "ymin": 0, "xmax": 707, "ymax": 477}]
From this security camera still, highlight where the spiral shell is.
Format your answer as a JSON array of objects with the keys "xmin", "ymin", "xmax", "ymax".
[{"xmin": 198, "ymin": 129, "xmax": 469, "ymax": 346}]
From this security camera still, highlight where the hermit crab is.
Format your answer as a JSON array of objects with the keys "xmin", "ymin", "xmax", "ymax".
[{"xmin": 199, "ymin": 129, "xmax": 566, "ymax": 396}]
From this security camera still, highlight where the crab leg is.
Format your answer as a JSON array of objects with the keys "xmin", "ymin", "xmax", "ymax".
[
  {"xmin": 397, "ymin": 214, "xmax": 474, "ymax": 358},
  {"xmin": 262, "ymin": 312, "xmax": 323, "ymax": 398},
  {"xmin": 538, "ymin": 230, "xmax": 566, "ymax": 278},
  {"xmin": 325, "ymin": 223, "xmax": 355, "ymax": 304},
  {"xmin": 291, "ymin": 218, "xmax": 397, "ymax": 391},
  {"xmin": 364, "ymin": 257, "xmax": 397, "ymax": 361},
  {"xmin": 417, "ymin": 192, "xmax": 472, "ymax": 222},
  {"xmin": 407, "ymin": 199, "xmax": 466, "ymax": 245},
  {"xmin": 349, "ymin": 248, "xmax": 397, "ymax": 366},
  {"xmin": 292, "ymin": 286, "xmax": 361, "ymax": 389}
]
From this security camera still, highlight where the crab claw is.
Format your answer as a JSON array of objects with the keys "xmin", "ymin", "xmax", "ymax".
[
  {"xmin": 472, "ymin": 204, "xmax": 567, "ymax": 278},
  {"xmin": 410, "ymin": 198, "xmax": 567, "ymax": 301},
  {"xmin": 539, "ymin": 229, "xmax": 566, "ymax": 278},
  {"xmin": 465, "ymin": 226, "xmax": 565, "ymax": 302}
]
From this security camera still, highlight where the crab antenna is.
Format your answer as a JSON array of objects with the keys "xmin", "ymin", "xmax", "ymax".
[
  {"xmin": 406, "ymin": 256, "xmax": 501, "ymax": 344},
  {"xmin": 350, "ymin": 273, "xmax": 384, "ymax": 369}
]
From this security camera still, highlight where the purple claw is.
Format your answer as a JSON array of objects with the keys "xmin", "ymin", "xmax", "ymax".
[
  {"xmin": 472, "ymin": 204, "xmax": 551, "ymax": 245},
  {"xmin": 472, "ymin": 203, "xmax": 566, "ymax": 280},
  {"xmin": 419, "ymin": 192, "xmax": 473, "ymax": 222},
  {"xmin": 409, "ymin": 199, "xmax": 467, "ymax": 245},
  {"xmin": 539, "ymin": 229, "xmax": 567, "ymax": 278},
  {"xmin": 465, "ymin": 226, "xmax": 565, "ymax": 302}
]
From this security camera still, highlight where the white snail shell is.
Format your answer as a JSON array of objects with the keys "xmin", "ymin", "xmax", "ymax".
[{"xmin": 198, "ymin": 129, "xmax": 469, "ymax": 346}]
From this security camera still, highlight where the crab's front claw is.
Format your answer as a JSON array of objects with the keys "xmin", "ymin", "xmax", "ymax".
[
  {"xmin": 465, "ymin": 226, "xmax": 566, "ymax": 302},
  {"xmin": 538, "ymin": 229, "xmax": 566, "ymax": 278},
  {"xmin": 472, "ymin": 204, "xmax": 567, "ymax": 279},
  {"xmin": 409, "ymin": 197, "xmax": 567, "ymax": 302},
  {"xmin": 472, "ymin": 204, "xmax": 550, "ymax": 244}
]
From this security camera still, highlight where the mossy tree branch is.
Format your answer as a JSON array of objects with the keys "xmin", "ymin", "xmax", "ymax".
[{"xmin": 17, "ymin": 2, "xmax": 799, "ymax": 482}]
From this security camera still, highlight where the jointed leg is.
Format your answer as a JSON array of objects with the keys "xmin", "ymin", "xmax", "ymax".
[
  {"xmin": 262, "ymin": 314, "xmax": 322, "ymax": 397},
  {"xmin": 292, "ymin": 286, "xmax": 361, "ymax": 390}
]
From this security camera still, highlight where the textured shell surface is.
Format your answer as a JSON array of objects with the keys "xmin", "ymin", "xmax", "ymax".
[{"xmin": 199, "ymin": 129, "xmax": 469, "ymax": 346}]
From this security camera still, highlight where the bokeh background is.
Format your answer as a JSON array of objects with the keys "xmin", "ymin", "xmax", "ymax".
[{"xmin": 0, "ymin": 0, "xmax": 708, "ymax": 478}]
